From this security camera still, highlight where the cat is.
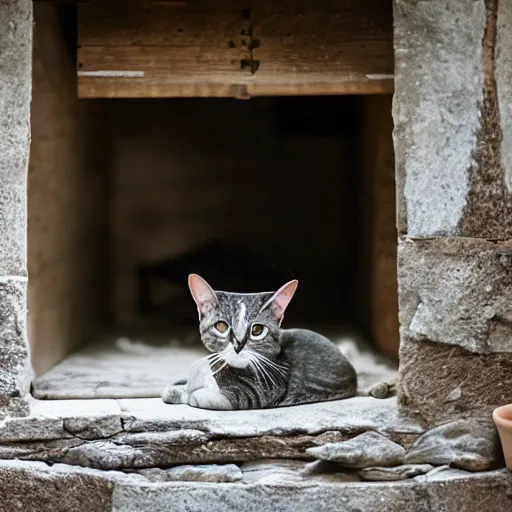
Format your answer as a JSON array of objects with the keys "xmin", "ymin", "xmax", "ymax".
[{"xmin": 162, "ymin": 274, "xmax": 358, "ymax": 410}]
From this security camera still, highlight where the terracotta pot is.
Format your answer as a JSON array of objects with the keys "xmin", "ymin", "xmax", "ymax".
[{"xmin": 493, "ymin": 404, "xmax": 512, "ymax": 469}]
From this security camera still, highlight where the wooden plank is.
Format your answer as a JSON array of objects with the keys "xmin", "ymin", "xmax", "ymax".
[
  {"xmin": 360, "ymin": 95, "xmax": 399, "ymax": 361},
  {"xmin": 252, "ymin": 0, "xmax": 393, "ymax": 81},
  {"xmin": 77, "ymin": 0, "xmax": 393, "ymax": 98}
]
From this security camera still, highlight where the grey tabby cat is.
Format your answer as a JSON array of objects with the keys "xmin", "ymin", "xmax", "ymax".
[{"xmin": 162, "ymin": 274, "xmax": 357, "ymax": 410}]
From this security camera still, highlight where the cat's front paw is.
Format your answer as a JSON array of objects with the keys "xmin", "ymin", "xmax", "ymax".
[
  {"xmin": 162, "ymin": 385, "xmax": 187, "ymax": 404},
  {"xmin": 188, "ymin": 388, "xmax": 233, "ymax": 410}
]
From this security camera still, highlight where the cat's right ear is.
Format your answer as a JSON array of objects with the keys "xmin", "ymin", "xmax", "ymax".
[{"xmin": 188, "ymin": 274, "xmax": 218, "ymax": 318}]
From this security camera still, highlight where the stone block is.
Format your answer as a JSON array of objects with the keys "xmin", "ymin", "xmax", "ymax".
[
  {"xmin": 398, "ymin": 338, "xmax": 512, "ymax": 425},
  {"xmin": 397, "ymin": 237, "xmax": 512, "ymax": 421},
  {"xmin": 0, "ymin": 279, "xmax": 30, "ymax": 416},
  {"xmin": 393, "ymin": 0, "xmax": 485, "ymax": 237},
  {"xmin": 112, "ymin": 479, "xmax": 429, "ymax": 512},
  {"xmin": 0, "ymin": 0, "xmax": 31, "ymax": 275},
  {"xmin": 405, "ymin": 418, "xmax": 501, "ymax": 471},
  {"xmin": 359, "ymin": 464, "xmax": 433, "ymax": 482},
  {"xmin": 306, "ymin": 432, "xmax": 406, "ymax": 468},
  {"xmin": 0, "ymin": 461, "xmax": 511, "ymax": 512},
  {"xmin": 0, "ymin": 460, "xmax": 113, "ymax": 512},
  {"xmin": 0, "ymin": 184, "xmax": 27, "ymax": 276},
  {"xmin": 0, "ymin": 0, "xmax": 32, "ymax": 183},
  {"xmin": 394, "ymin": 0, "xmax": 512, "ymax": 238},
  {"xmin": 398, "ymin": 237, "xmax": 512, "ymax": 354},
  {"xmin": 425, "ymin": 469, "xmax": 512, "ymax": 512}
]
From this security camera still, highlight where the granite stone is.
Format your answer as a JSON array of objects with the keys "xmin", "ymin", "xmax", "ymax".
[
  {"xmin": 398, "ymin": 237, "xmax": 512, "ymax": 354},
  {"xmin": 405, "ymin": 418, "xmax": 502, "ymax": 471},
  {"xmin": 0, "ymin": 0, "xmax": 32, "ymax": 274},
  {"xmin": 359, "ymin": 464, "xmax": 433, "ymax": 482},
  {"xmin": 393, "ymin": 0, "xmax": 485, "ymax": 237},
  {"xmin": 135, "ymin": 464, "xmax": 243, "ymax": 483},
  {"xmin": 0, "ymin": 460, "xmax": 510, "ymax": 512},
  {"xmin": 306, "ymin": 431, "xmax": 406, "ymax": 468},
  {"xmin": 398, "ymin": 338, "xmax": 512, "ymax": 425},
  {"xmin": 0, "ymin": 280, "xmax": 30, "ymax": 417},
  {"xmin": 0, "ymin": 460, "xmax": 113, "ymax": 512}
]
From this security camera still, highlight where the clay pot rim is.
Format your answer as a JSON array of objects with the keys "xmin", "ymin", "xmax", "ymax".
[{"xmin": 493, "ymin": 404, "xmax": 512, "ymax": 429}]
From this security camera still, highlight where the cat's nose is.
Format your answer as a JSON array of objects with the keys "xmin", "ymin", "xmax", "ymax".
[{"xmin": 233, "ymin": 339, "xmax": 245, "ymax": 354}]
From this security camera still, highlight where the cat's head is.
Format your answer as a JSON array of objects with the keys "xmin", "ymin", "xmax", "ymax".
[{"xmin": 188, "ymin": 274, "xmax": 298, "ymax": 368}]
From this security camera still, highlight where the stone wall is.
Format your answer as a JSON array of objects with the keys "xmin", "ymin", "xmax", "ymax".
[
  {"xmin": 28, "ymin": 4, "xmax": 110, "ymax": 376},
  {"xmin": 0, "ymin": 0, "xmax": 33, "ymax": 417},
  {"xmin": 394, "ymin": 0, "xmax": 512, "ymax": 424}
]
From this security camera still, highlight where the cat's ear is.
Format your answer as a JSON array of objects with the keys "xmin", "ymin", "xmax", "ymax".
[
  {"xmin": 261, "ymin": 280, "xmax": 298, "ymax": 325},
  {"xmin": 188, "ymin": 274, "xmax": 218, "ymax": 318}
]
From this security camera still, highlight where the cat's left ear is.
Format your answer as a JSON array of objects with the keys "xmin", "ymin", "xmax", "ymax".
[
  {"xmin": 261, "ymin": 280, "xmax": 298, "ymax": 325},
  {"xmin": 188, "ymin": 274, "xmax": 218, "ymax": 318}
]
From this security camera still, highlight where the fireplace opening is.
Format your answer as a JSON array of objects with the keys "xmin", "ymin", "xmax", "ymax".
[{"xmin": 28, "ymin": 3, "xmax": 397, "ymax": 400}]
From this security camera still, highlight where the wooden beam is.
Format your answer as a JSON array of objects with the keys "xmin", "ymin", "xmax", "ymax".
[
  {"xmin": 77, "ymin": 0, "xmax": 393, "ymax": 98},
  {"xmin": 360, "ymin": 95, "xmax": 399, "ymax": 361}
]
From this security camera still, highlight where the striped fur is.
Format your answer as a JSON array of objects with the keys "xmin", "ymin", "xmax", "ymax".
[{"xmin": 162, "ymin": 276, "xmax": 357, "ymax": 410}]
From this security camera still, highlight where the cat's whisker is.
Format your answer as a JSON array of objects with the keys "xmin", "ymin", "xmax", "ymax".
[
  {"xmin": 248, "ymin": 359, "xmax": 272, "ymax": 390},
  {"xmin": 189, "ymin": 353, "xmax": 217, "ymax": 371},
  {"xmin": 246, "ymin": 350, "xmax": 288, "ymax": 377},
  {"xmin": 251, "ymin": 351, "xmax": 288, "ymax": 373},
  {"xmin": 250, "ymin": 355, "xmax": 277, "ymax": 388},
  {"xmin": 245, "ymin": 351, "xmax": 276, "ymax": 384},
  {"xmin": 247, "ymin": 360, "xmax": 265, "ymax": 388}
]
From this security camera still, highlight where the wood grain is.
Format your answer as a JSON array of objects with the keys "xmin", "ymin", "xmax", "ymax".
[
  {"xmin": 360, "ymin": 95, "xmax": 399, "ymax": 361},
  {"xmin": 77, "ymin": 0, "xmax": 393, "ymax": 98}
]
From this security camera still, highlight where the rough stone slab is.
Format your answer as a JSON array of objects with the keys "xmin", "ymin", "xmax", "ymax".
[
  {"xmin": 0, "ymin": 460, "xmax": 113, "ymax": 512},
  {"xmin": 33, "ymin": 330, "xmax": 397, "ymax": 400},
  {"xmin": 307, "ymin": 431, "xmax": 405, "ymax": 468},
  {"xmin": 405, "ymin": 418, "xmax": 502, "ymax": 472},
  {"xmin": 359, "ymin": 464, "xmax": 433, "ymax": 482},
  {"xmin": 118, "ymin": 396, "xmax": 422, "ymax": 437},
  {"xmin": 241, "ymin": 459, "xmax": 310, "ymax": 484},
  {"xmin": 398, "ymin": 238, "xmax": 512, "ymax": 354},
  {"xmin": 112, "ymin": 479, "xmax": 429, "ymax": 512},
  {"xmin": 423, "ymin": 469, "xmax": 512, "ymax": 512},
  {"xmin": 0, "ymin": 460, "xmax": 510, "ymax": 512},
  {"xmin": 393, "ymin": 0, "xmax": 485, "ymax": 237},
  {"xmin": 0, "ymin": 279, "xmax": 30, "ymax": 416},
  {"xmin": 0, "ymin": 437, "xmax": 87, "ymax": 463},
  {"xmin": 239, "ymin": 459, "xmax": 359, "ymax": 485},
  {"xmin": 137, "ymin": 464, "xmax": 243, "ymax": 483},
  {"xmin": 0, "ymin": 398, "xmax": 122, "ymax": 442},
  {"xmin": 32, "ymin": 333, "xmax": 205, "ymax": 399},
  {"xmin": 0, "ymin": 396, "xmax": 423, "ymax": 470},
  {"xmin": 112, "ymin": 469, "xmax": 512, "ymax": 512},
  {"xmin": 0, "ymin": 397, "xmax": 422, "ymax": 470},
  {"xmin": 398, "ymin": 338, "xmax": 512, "ymax": 425},
  {"xmin": 56, "ymin": 430, "xmax": 356, "ymax": 470}
]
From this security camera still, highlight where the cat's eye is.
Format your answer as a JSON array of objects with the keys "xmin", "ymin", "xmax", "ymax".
[
  {"xmin": 213, "ymin": 321, "xmax": 229, "ymax": 336},
  {"xmin": 251, "ymin": 324, "xmax": 268, "ymax": 340}
]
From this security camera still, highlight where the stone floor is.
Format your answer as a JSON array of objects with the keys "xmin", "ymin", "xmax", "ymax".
[
  {"xmin": 0, "ymin": 395, "xmax": 423, "ymax": 469},
  {"xmin": 1, "ymin": 459, "xmax": 511, "ymax": 512},
  {"xmin": 32, "ymin": 325, "xmax": 398, "ymax": 399}
]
